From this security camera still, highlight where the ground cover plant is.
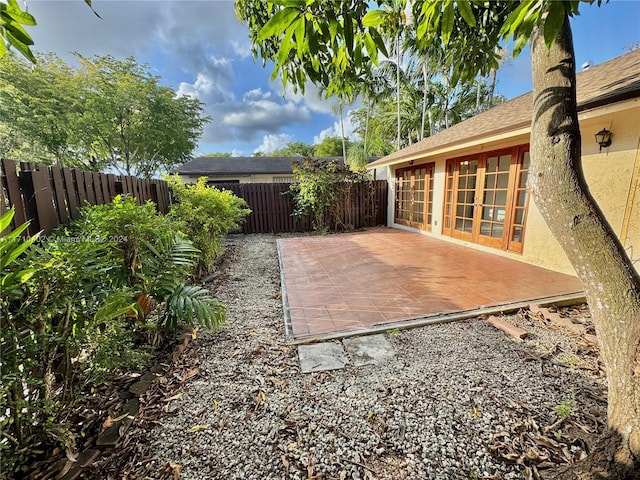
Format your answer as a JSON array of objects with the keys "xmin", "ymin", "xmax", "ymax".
[{"xmin": 0, "ymin": 189, "xmax": 248, "ymax": 477}]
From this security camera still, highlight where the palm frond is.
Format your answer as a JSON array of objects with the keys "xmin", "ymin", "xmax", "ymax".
[{"xmin": 162, "ymin": 283, "xmax": 226, "ymax": 332}]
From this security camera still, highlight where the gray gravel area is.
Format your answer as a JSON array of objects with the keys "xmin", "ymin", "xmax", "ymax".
[{"xmin": 145, "ymin": 234, "xmax": 606, "ymax": 480}]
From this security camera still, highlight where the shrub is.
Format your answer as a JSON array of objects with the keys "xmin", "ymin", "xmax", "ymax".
[
  {"xmin": 289, "ymin": 158, "xmax": 372, "ymax": 231},
  {"xmin": 1, "ymin": 208, "xmax": 128, "ymax": 475},
  {"xmin": 165, "ymin": 175, "xmax": 251, "ymax": 275},
  {"xmin": 1, "ymin": 196, "xmax": 227, "ymax": 475},
  {"xmin": 68, "ymin": 195, "xmax": 226, "ymax": 331},
  {"xmin": 69, "ymin": 194, "xmax": 176, "ymax": 286}
]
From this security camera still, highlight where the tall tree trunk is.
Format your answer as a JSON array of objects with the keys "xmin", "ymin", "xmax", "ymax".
[
  {"xmin": 530, "ymin": 16, "xmax": 640, "ymax": 478},
  {"xmin": 396, "ymin": 31, "xmax": 401, "ymax": 150},
  {"xmin": 339, "ymin": 102, "xmax": 347, "ymax": 164},
  {"xmin": 488, "ymin": 67, "xmax": 496, "ymax": 109},
  {"xmin": 421, "ymin": 62, "xmax": 430, "ymax": 139},
  {"xmin": 428, "ymin": 109, "xmax": 434, "ymax": 137},
  {"xmin": 363, "ymin": 98, "xmax": 370, "ymax": 159}
]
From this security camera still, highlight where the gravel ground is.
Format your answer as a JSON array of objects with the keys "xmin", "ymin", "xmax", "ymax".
[{"xmin": 143, "ymin": 234, "xmax": 607, "ymax": 480}]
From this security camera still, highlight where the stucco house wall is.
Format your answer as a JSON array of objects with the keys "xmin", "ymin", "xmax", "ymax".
[
  {"xmin": 178, "ymin": 173, "xmax": 294, "ymax": 184},
  {"xmin": 369, "ymin": 50, "xmax": 640, "ymax": 276}
]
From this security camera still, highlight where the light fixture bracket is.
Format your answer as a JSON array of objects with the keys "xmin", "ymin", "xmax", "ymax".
[{"xmin": 595, "ymin": 128, "xmax": 612, "ymax": 151}]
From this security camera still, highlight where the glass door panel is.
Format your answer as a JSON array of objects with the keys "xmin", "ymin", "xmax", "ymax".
[
  {"xmin": 443, "ymin": 147, "xmax": 529, "ymax": 251},
  {"xmin": 394, "ymin": 164, "xmax": 434, "ymax": 230},
  {"xmin": 452, "ymin": 159, "xmax": 478, "ymax": 240},
  {"xmin": 394, "ymin": 170, "xmax": 410, "ymax": 223},
  {"xmin": 478, "ymin": 154, "xmax": 511, "ymax": 247},
  {"xmin": 412, "ymin": 168, "xmax": 426, "ymax": 226},
  {"xmin": 509, "ymin": 151, "xmax": 530, "ymax": 252},
  {"xmin": 444, "ymin": 163, "xmax": 455, "ymax": 231}
]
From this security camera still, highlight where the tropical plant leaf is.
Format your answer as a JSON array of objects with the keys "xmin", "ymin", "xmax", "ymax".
[
  {"xmin": 362, "ymin": 10, "xmax": 388, "ymax": 27},
  {"xmin": 457, "ymin": 0, "xmax": 476, "ymax": 27},
  {"xmin": 162, "ymin": 283, "xmax": 226, "ymax": 332},
  {"xmin": 441, "ymin": 1, "xmax": 455, "ymax": 45},
  {"xmin": 543, "ymin": 2, "xmax": 566, "ymax": 51},
  {"xmin": 258, "ymin": 7, "xmax": 300, "ymax": 41}
]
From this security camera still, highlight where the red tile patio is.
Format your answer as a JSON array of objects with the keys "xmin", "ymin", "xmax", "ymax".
[{"xmin": 277, "ymin": 228, "xmax": 584, "ymax": 339}]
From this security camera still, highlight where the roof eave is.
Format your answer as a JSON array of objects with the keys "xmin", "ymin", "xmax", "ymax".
[
  {"xmin": 368, "ymin": 91, "xmax": 640, "ymax": 171},
  {"xmin": 367, "ymin": 121, "xmax": 531, "ymax": 169}
]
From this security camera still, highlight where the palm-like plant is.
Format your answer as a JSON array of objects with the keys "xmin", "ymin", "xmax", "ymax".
[
  {"xmin": 139, "ymin": 233, "xmax": 225, "ymax": 332},
  {"xmin": 72, "ymin": 195, "xmax": 226, "ymax": 332}
]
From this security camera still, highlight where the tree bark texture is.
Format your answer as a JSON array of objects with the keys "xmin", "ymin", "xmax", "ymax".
[{"xmin": 529, "ymin": 15, "xmax": 640, "ymax": 476}]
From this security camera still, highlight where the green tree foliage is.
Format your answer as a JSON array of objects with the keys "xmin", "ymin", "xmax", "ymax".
[
  {"xmin": 165, "ymin": 175, "xmax": 251, "ymax": 275},
  {"xmin": 0, "ymin": 0, "xmax": 36, "ymax": 62},
  {"xmin": 235, "ymin": 0, "xmax": 387, "ymax": 96},
  {"xmin": 350, "ymin": 74, "xmax": 502, "ymax": 150},
  {"xmin": 0, "ymin": 53, "xmax": 209, "ymax": 176},
  {"xmin": 1, "ymin": 0, "xmax": 97, "ymax": 64},
  {"xmin": 346, "ymin": 141, "xmax": 372, "ymax": 172},
  {"xmin": 0, "ymin": 54, "xmax": 83, "ymax": 167},
  {"xmin": 314, "ymin": 135, "xmax": 350, "ymax": 157},
  {"xmin": 200, "ymin": 152, "xmax": 234, "ymax": 157},
  {"xmin": 269, "ymin": 140, "xmax": 315, "ymax": 157}
]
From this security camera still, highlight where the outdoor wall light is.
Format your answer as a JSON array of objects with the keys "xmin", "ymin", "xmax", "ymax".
[{"xmin": 595, "ymin": 128, "xmax": 612, "ymax": 151}]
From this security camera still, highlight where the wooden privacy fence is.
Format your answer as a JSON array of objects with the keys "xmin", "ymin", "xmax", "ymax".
[
  {"xmin": 216, "ymin": 180, "xmax": 388, "ymax": 234},
  {"xmin": 0, "ymin": 159, "xmax": 172, "ymax": 235},
  {"xmin": 0, "ymin": 158, "xmax": 388, "ymax": 237}
]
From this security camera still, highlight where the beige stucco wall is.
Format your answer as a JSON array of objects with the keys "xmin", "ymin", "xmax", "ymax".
[
  {"xmin": 499, "ymin": 101, "xmax": 639, "ymax": 275},
  {"xmin": 178, "ymin": 174, "xmax": 293, "ymax": 184},
  {"xmin": 383, "ymin": 99, "xmax": 640, "ymax": 276}
]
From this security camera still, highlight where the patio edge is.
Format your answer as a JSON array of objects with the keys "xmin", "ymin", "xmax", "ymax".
[
  {"xmin": 276, "ymin": 239, "xmax": 293, "ymax": 338},
  {"xmin": 291, "ymin": 292, "xmax": 586, "ymax": 345}
]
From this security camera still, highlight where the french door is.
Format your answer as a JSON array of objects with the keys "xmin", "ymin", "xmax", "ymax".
[
  {"xmin": 395, "ymin": 163, "xmax": 435, "ymax": 231},
  {"xmin": 443, "ymin": 146, "xmax": 530, "ymax": 252}
]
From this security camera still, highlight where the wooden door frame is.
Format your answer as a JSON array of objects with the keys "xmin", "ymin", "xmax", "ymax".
[
  {"xmin": 446, "ymin": 154, "xmax": 480, "ymax": 243},
  {"xmin": 443, "ymin": 145, "xmax": 530, "ymax": 251},
  {"xmin": 394, "ymin": 163, "xmax": 435, "ymax": 231}
]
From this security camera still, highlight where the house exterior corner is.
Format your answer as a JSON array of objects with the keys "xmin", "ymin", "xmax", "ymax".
[{"xmin": 368, "ymin": 50, "xmax": 640, "ymax": 277}]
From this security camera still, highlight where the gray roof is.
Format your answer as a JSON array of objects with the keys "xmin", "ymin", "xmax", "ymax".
[{"xmin": 173, "ymin": 156, "xmax": 346, "ymax": 176}]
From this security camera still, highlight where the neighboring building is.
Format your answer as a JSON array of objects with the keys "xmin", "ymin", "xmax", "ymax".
[
  {"xmin": 173, "ymin": 157, "xmax": 304, "ymax": 184},
  {"xmin": 367, "ymin": 49, "xmax": 640, "ymax": 276},
  {"xmin": 174, "ymin": 156, "xmax": 382, "ymax": 185}
]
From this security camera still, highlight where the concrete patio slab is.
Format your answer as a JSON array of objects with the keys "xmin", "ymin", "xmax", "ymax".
[
  {"xmin": 278, "ymin": 228, "xmax": 584, "ymax": 340},
  {"xmin": 298, "ymin": 342, "xmax": 348, "ymax": 373},
  {"xmin": 343, "ymin": 334, "xmax": 395, "ymax": 366}
]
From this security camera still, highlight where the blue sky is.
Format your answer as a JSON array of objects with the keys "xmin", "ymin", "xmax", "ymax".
[{"xmin": 26, "ymin": 0, "xmax": 640, "ymax": 158}]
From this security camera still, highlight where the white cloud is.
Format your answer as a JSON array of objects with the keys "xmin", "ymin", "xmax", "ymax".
[
  {"xmin": 24, "ymin": 1, "xmax": 338, "ymax": 151},
  {"xmin": 243, "ymin": 88, "xmax": 271, "ymax": 102},
  {"xmin": 254, "ymin": 133, "xmax": 294, "ymax": 154},
  {"xmin": 272, "ymin": 81, "xmax": 337, "ymax": 114},
  {"xmin": 224, "ymin": 100, "xmax": 309, "ymax": 128},
  {"xmin": 231, "ymin": 149, "xmax": 243, "ymax": 157},
  {"xmin": 313, "ymin": 110, "xmax": 360, "ymax": 144},
  {"xmin": 217, "ymin": 96, "xmax": 311, "ymax": 143}
]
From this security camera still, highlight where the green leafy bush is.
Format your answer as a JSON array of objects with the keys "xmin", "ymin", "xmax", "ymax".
[
  {"xmin": 69, "ymin": 195, "xmax": 226, "ymax": 331},
  {"xmin": 165, "ymin": 175, "xmax": 251, "ymax": 275},
  {"xmin": 2, "ymin": 211, "xmax": 135, "ymax": 475},
  {"xmin": 1, "ymin": 196, "xmax": 227, "ymax": 476},
  {"xmin": 289, "ymin": 158, "xmax": 372, "ymax": 231},
  {"xmin": 69, "ymin": 194, "xmax": 176, "ymax": 286}
]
